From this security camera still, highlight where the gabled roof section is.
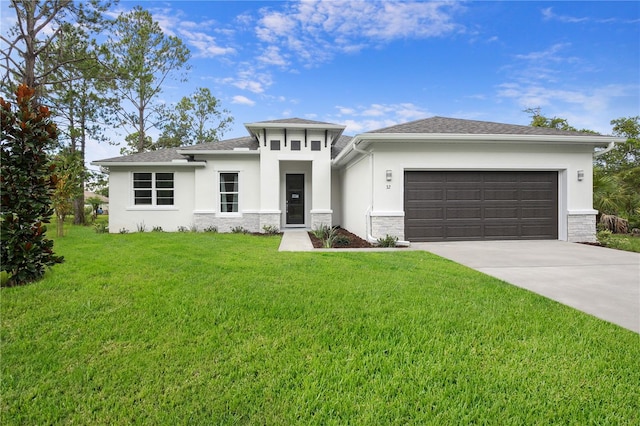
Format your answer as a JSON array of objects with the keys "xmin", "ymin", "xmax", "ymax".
[
  {"xmin": 370, "ymin": 116, "xmax": 604, "ymax": 137},
  {"xmin": 93, "ymin": 147, "xmax": 184, "ymax": 164},
  {"xmin": 252, "ymin": 117, "xmax": 340, "ymax": 126},
  {"xmin": 92, "ymin": 136, "xmax": 259, "ymax": 165},
  {"xmin": 178, "ymin": 136, "xmax": 259, "ymax": 152},
  {"xmin": 331, "ymin": 135, "xmax": 353, "ymax": 159}
]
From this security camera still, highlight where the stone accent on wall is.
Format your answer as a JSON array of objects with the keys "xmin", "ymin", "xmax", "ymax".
[
  {"xmin": 371, "ymin": 215, "xmax": 405, "ymax": 241},
  {"xmin": 567, "ymin": 212, "xmax": 597, "ymax": 243},
  {"xmin": 311, "ymin": 212, "xmax": 332, "ymax": 230},
  {"xmin": 259, "ymin": 212, "xmax": 282, "ymax": 232},
  {"xmin": 193, "ymin": 212, "xmax": 260, "ymax": 233}
]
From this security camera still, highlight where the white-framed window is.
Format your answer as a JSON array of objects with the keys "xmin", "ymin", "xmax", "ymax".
[
  {"xmin": 133, "ymin": 172, "xmax": 174, "ymax": 205},
  {"xmin": 219, "ymin": 172, "xmax": 239, "ymax": 213}
]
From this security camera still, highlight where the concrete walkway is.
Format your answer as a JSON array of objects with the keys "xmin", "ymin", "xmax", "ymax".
[
  {"xmin": 414, "ymin": 240, "xmax": 640, "ymax": 333},
  {"xmin": 279, "ymin": 229, "xmax": 314, "ymax": 251}
]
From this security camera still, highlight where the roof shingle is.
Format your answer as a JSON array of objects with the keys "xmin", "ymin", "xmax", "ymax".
[{"xmin": 370, "ymin": 116, "xmax": 602, "ymax": 137}]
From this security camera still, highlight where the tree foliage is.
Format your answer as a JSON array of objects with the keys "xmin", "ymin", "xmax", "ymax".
[
  {"xmin": 1, "ymin": 85, "xmax": 64, "ymax": 286},
  {"xmin": 594, "ymin": 116, "xmax": 640, "ymax": 228},
  {"xmin": 1, "ymin": 0, "xmax": 113, "ymax": 94},
  {"xmin": 104, "ymin": 6, "xmax": 190, "ymax": 154},
  {"xmin": 156, "ymin": 87, "xmax": 233, "ymax": 149},
  {"xmin": 50, "ymin": 148, "xmax": 84, "ymax": 236},
  {"xmin": 525, "ymin": 107, "xmax": 597, "ymax": 134}
]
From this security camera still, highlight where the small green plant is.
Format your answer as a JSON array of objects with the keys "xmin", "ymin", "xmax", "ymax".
[
  {"xmin": 177, "ymin": 226, "xmax": 189, "ymax": 233},
  {"xmin": 231, "ymin": 226, "xmax": 248, "ymax": 234},
  {"xmin": 136, "ymin": 222, "xmax": 147, "ymax": 233},
  {"xmin": 190, "ymin": 223, "xmax": 199, "ymax": 233},
  {"xmin": 119, "ymin": 228, "xmax": 129, "ymax": 234},
  {"xmin": 94, "ymin": 222, "xmax": 108, "ymax": 234},
  {"xmin": 312, "ymin": 224, "xmax": 338, "ymax": 248},
  {"xmin": 151, "ymin": 226, "xmax": 164, "ymax": 232},
  {"xmin": 262, "ymin": 224, "xmax": 280, "ymax": 235},
  {"xmin": 377, "ymin": 234, "xmax": 398, "ymax": 247},
  {"xmin": 334, "ymin": 235, "xmax": 351, "ymax": 246},
  {"xmin": 203, "ymin": 225, "xmax": 218, "ymax": 233}
]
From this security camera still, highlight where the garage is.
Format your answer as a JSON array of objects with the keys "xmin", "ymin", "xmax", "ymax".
[{"xmin": 404, "ymin": 171, "xmax": 558, "ymax": 241}]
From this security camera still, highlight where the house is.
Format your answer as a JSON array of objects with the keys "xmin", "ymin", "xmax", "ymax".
[{"xmin": 92, "ymin": 117, "xmax": 622, "ymax": 243}]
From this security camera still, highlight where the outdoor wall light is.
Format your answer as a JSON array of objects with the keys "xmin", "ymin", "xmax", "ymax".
[
  {"xmin": 386, "ymin": 170, "xmax": 392, "ymax": 182},
  {"xmin": 577, "ymin": 170, "xmax": 584, "ymax": 181}
]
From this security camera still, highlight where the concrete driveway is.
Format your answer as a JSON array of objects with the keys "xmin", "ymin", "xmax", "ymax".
[{"xmin": 414, "ymin": 240, "xmax": 640, "ymax": 333}]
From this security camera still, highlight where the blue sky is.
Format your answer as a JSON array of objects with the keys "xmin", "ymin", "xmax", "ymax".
[{"xmin": 2, "ymin": 1, "xmax": 639, "ymax": 167}]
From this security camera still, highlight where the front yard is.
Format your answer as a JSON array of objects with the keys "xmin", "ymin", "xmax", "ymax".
[{"xmin": 1, "ymin": 225, "xmax": 638, "ymax": 424}]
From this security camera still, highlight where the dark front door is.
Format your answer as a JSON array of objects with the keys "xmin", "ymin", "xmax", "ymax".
[{"xmin": 286, "ymin": 174, "xmax": 305, "ymax": 225}]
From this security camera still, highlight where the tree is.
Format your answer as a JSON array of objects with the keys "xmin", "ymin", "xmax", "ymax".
[
  {"xmin": 50, "ymin": 149, "xmax": 84, "ymax": 236},
  {"xmin": 1, "ymin": 0, "xmax": 113, "ymax": 96},
  {"xmin": 104, "ymin": 6, "xmax": 190, "ymax": 154},
  {"xmin": 1, "ymin": 85, "xmax": 64, "ymax": 286},
  {"xmin": 524, "ymin": 107, "xmax": 597, "ymax": 134},
  {"xmin": 594, "ymin": 116, "xmax": 640, "ymax": 229},
  {"xmin": 156, "ymin": 87, "xmax": 233, "ymax": 148},
  {"xmin": 45, "ymin": 25, "xmax": 116, "ymax": 224}
]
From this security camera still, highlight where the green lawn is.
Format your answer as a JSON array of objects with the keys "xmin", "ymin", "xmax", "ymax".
[{"xmin": 2, "ymin": 224, "xmax": 639, "ymax": 424}]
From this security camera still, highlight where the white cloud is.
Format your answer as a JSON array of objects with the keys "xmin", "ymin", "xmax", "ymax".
[
  {"xmin": 219, "ymin": 68, "xmax": 273, "ymax": 94},
  {"xmin": 255, "ymin": 0, "xmax": 465, "ymax": 67},
  {"xmin": 331, "ymin": 102, "xmax": 431, "ymax": 133},
  {"xmin": 232, "ymin": 95, "xmax": 255, "ymax": 106},
  {"xmin": 148, "ymin": 7, "xmax": 236, "ymax": 58},
  {"xmin": 257, "ymin": 46, "xmax": 289, "ymax": 67}
]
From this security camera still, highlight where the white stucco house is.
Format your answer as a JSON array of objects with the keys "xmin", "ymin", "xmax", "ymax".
[{"xmin": 92, "ymin": 116, "xmax": 622, "ymax": 243}]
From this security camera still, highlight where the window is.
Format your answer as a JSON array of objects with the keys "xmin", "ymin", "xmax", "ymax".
[
  {"xmin": 291, "ymin": 140, "xmax": 301, "ymax": 151},
  {"xmin": 270, "ymin": 140, "xmax": 281, "ymax": 150},
  {"xmin": 220, "ymin": 172, "xmax": 238, "ymax": 213},
  {"xmin": 311, "ymin": 140, "xmax": 321, "ymax": 151},
  {"xmin": 133, "ymin": 172, "xmax": 174, "ymax": 206}
]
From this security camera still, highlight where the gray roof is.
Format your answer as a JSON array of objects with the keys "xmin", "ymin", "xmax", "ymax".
[
  {"xmin": 370, "ymin": 116, "xmax": 603, "ymax": 137},
  {"xmin": 96, "ymin": 147, "xmax": 184, "ymax": 163},
  {"xmin": 332, "ymin": 135, "xmax": 353, "ymax": 159},
  {"xmin": 96, "ymin": 136, "xmax": 258, "ymax": 163},
  {"xmin": 178, "ymin": 136, "xmax": 259, "ymax": 151},
  {"xmin": 252, "ymin": 117, "xmax": 341, "ymax": 126}
]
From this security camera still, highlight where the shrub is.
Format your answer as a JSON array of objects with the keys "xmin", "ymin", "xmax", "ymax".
[
  {"xmin": 203, "ymin": 225, "xmax": 218, "ymax": 233},
  {"xmin": 136, "ymin": 222, "xmax": 147, "ymax": 233},
  {"xmin": 1, "ymin": 85, "xmax": 64, "ymax": 286},
  {"xmin": 119, "ymin": 228, "xmax": 129, "ymax": 234},
  {"xmin": 312, "ymin": 224, "xmax": 338, "ymax": 248},
  {"xmin": 177, "ymin": 226, "xmax": 189, "ymax": 233},
  {"xmin": 94, "ymin": 222, "xmax": 109, "ymax": 234},
  {"xmin": 151, "ymin": 226, "xmax": 164, "ymax": 232},
  {"xmin": 334, "ymin": 235, "xmax": 351, "ymax": 246},
  {"xmin": 600, "ymin": 214, "xmax": 629, "ymax": 234},
  {"xmin": 190, "ymin": 223, "xmax": 198, "ymax": 233},
  {"xmin": 377, "ymin": 234, "xmax": 398, "ymax": 248},
  {"xmin": 262, "ymin": 225, "xmax": 280, "ymax": 235},
  {"xmin": 231, "ymin": 226, "xmax": 249, "ymax": 234}
]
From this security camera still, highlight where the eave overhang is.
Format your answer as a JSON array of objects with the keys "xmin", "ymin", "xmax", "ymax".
[{"xmin": 332, "ymin": 132, "xmax": 625, "ymax": 166}]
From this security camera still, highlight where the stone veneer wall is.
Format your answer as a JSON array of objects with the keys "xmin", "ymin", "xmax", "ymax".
[
  {"xmin": 567, "ymin": 213, "xmax": 597, "ymax": 243},
  {"xmin": 193, "ymin": 212, "xmax": 260, "ymax": 233},
  {"xmin": 371, "ymin": 215, "xmax": 405, "ymax": 241},
  {"xmin": 311, "ymin": 212, "xmax": 332, "ymax": 230}
]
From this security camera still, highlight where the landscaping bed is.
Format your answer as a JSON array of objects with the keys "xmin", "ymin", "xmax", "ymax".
[{"xmin": 308, "ymin": 227, "xmax": 373, "ymax": 248}]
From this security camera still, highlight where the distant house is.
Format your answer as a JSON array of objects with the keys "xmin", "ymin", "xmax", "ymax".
[
  {"xmin": 84, "ymin": 191, "xmax": 109, "ymax": 214},
  {"xmin": 92, "ymin": 117, "xmax": 622, "ymax": 242}
]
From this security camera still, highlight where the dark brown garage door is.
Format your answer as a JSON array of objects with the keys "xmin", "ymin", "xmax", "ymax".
[{"xmin": 404, "ymin": 171, "xmax": 558, "ymax": 241}]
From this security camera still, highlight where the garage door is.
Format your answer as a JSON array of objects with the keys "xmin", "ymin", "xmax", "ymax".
[{"xmin": 404, "ymin": 171, "xmax": 558, "ymax": 241}]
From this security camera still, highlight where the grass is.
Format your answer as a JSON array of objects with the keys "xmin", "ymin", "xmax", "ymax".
[
  {"xmin": 597, "ymin": 231, "xmax": 640, "ymax": 253},
  {"xmin": 1, "ymin": 223, "xmax": 639, "ymax": 424}
]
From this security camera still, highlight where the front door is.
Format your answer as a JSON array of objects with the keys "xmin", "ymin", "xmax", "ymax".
[{"xmin": 286, "ymin": 174, "xmax": 305, "ymax": 225}]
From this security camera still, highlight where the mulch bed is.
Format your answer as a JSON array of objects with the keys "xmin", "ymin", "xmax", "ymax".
[{"xmin": 308, "ymin": 227, "xmax": 374, "ymax": 249}]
